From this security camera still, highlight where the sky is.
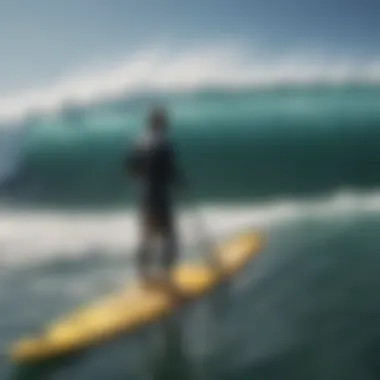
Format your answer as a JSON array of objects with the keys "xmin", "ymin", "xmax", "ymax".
[{"xmin": 0, "ymin": 0, "xmax": 379, "ymax": 99}]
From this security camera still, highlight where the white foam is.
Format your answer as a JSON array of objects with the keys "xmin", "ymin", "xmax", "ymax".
[
  {"xmin": 0, "ymin": 188, "xmax": 379, "ymax": 267},
  {"xmin": 0, "ymin": 42, "xmax": 379, "ymax": 123}
]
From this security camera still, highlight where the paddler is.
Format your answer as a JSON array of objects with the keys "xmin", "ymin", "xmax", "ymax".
[{"xmin": 124, "ymin": 106, "xmax": 186, "ymax": 283}]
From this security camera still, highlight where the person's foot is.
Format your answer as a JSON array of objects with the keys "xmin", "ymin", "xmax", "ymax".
[
  {"xmin": 138, "ymin": 267, "xmax": 157, "ymax": 287},
  {"xmin": 139, "ymin": 273, "xmax": 158, "ymax": 288},
  {"xmin": 156, "ymin": 275, "xmax": 190, "ymax": 304},
  {"xmin": 139, "ymin": 269, "xmax": 190, "ymax": 304}
]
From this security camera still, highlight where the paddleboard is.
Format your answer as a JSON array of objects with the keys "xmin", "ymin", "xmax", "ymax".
[{"xmin": 9, "ymin": 231, "xmax": 264, "ymax": 364}]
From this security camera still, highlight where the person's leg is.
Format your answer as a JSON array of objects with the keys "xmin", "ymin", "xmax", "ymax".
[
  {"xmin": 136, "ymin": 209, "xmax": 156, "ymax": 279},
  {"xmin": 161, "ymin": 229, "xmax": 177, "ymax": 272},
  {"xmin": 159, "ymin": 209, "xmax": 188, "ymax": 301},
  {"xmin": 160, "ymin": 207, "xmax": 178, "ymax": 274}
]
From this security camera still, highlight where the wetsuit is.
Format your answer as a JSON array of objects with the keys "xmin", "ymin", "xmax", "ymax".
[{"xmin": 125, "ymin": 130, "xmax": 182, "ymax": 274}]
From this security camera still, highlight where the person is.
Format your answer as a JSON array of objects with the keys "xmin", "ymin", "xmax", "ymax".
[{"xmin": 124, "ymin": 106, "xmax": 185, "ymax": 284}]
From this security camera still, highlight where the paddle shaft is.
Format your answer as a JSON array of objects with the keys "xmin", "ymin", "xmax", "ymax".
[{"xmin": 185, "ymin": 193, "xmax": 222, "ymax": 270}]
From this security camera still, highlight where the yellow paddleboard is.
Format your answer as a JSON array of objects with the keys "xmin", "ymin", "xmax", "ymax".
[{"xmin": 9, "ymin": 231, "xmax": 263, "ymax": 364}]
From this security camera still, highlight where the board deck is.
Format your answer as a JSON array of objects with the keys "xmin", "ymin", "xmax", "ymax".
[{"xmin": 9, "ymin": 231, "xmax": 264, "ymax": 364}]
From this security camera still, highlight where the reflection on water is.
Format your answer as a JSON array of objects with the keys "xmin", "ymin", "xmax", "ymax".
[{"xmin": 148, "ymin": 316, "xmax": 193, "ymax": 380}]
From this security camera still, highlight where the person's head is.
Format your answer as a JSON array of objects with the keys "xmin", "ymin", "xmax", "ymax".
[{"xmin": 148, "ymin": 106, "xmax": 169, "ymax": 134}]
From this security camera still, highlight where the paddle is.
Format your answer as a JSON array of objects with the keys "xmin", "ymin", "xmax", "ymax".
[
  {"xmin": 185, "ymin": 191, "xmax": 223, "ymax": 272},
  {"xmin": 185, "ymin": 192, "xmax": 231, "ymax": 333}
]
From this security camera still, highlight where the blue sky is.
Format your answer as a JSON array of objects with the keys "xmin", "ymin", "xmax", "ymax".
[{"xmin": 0, "ymin": 0, "xmax": 379, "ymax": 96}]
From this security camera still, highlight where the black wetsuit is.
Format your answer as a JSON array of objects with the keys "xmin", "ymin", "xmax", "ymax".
[{"xmin": 125, "ymin": 130, "xmax": 182, "ymax": 271}]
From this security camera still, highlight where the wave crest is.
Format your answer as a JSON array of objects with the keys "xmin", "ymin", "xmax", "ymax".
[{"xmin": 1, "ymin": 43, "xmax": 380, "ymax": 122}]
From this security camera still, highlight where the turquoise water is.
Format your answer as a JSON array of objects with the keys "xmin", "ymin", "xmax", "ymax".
[
  {"xmin": 2, "ymin": 84, "xmax": 380, "ymax": 206},
  {"xmin": 1, "ymin": 84, "xmax": 380, "ymax": 379}
]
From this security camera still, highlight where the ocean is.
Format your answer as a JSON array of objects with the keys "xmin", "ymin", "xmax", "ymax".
[{"xmin": 1, "ymin": 83, "xmax": 380, "ymax": 379}]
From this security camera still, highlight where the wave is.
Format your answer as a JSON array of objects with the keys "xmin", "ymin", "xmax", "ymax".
[
  {"xmin": 1, "ymin": 189, "xmax": 379, "ymax": 268},
  {"xmin": 1, "ymin": 84, "xmax": 379, "ymax": 207},
  {"xmin": 1, "ymin": 43, "xmax": 380, "ymax": 123}
]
